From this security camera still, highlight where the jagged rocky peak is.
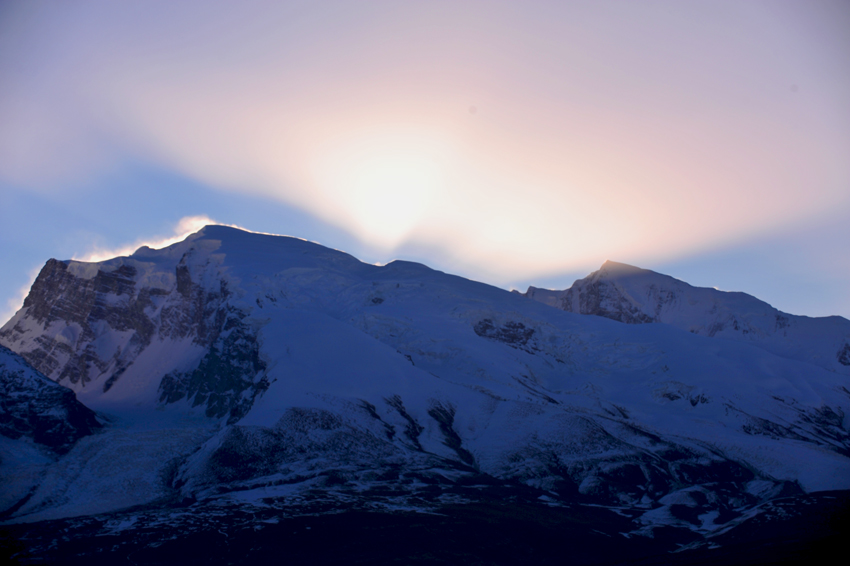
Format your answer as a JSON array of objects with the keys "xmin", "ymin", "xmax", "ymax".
[
  {"xmin": 0, "ymin": 345, "xmax": 100, "ymax": 454},
  {"xmin": 0, "ymin": 225, "xmax": 400, "ymax": 421},
  {"xmin": 525, "ymin": 260, "xmax": 688, "ymax": 324},
  {"xmin": 523, "ymin": 260, "xmax": 850, "ymax": 375},
  {"xmin": 0, "ymin": 226, "xmax": 274, "ymax": 419}
]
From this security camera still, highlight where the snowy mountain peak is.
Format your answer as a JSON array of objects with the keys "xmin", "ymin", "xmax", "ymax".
[
  {"xmin": 597, "ymin": 259, "xmax": 646, "ymax": 276},
  {"xmin": 524, "ymin": 261, "xmax": 850, "ymax": 375},
  {"xmin": 592, "ymin": 261, "xmax": 694, "ymax": 292}
]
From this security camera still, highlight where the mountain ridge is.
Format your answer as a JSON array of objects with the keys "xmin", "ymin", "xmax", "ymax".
[
  {"xmin": 1, "ymin": 225, "xmax": 848, "ymax": 561},
  {"xmin": 524, "ymin": 260, "xmax": 850, "ymax": 376}
]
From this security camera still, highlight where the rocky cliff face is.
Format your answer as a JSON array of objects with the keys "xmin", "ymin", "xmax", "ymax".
[
  {"xmin": 4, "ymin": 259, "xmax": 158, "ymax": 387},
  {"xmin": 0, "ymin": 345, "xmax": 100, "ymax": 454},
  {"xmin": 524, "ymin": 260, "xmax": 850, "ymax": 375},
  {"xmin": 0, "ymin": 237, "xmax": 268, "ymax": 421}
]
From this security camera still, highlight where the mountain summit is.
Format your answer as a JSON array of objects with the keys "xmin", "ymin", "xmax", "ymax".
[
  {"xmin": 524, "ymin": 261, "xmax": 850, "ymax": 375},
  {"xmin": 2, "ymin": 226, "xmax": 848, "ymax": 563}
]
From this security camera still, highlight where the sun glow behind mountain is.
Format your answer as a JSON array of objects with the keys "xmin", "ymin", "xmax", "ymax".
[
  {"xmin": 308, "ymin": 128, "xmax": 453, "ymax": 248},
  {"xmin": 1, "ymin": 0, "xmax": 849, "ymax": 318},
  {"xmin": 72, "ymin": 216, "xmax": 218, "ymax": 263}
]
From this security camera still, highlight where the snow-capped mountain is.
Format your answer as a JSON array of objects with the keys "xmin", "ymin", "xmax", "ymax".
[
  {"xmin": 1, "ymin": 226, "xmax": 848, "ymax": 562},
  {"xmin": 524, "ymin": 260, "xmax": 850, "ymax": 376}
]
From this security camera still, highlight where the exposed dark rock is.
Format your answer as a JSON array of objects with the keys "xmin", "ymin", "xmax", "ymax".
[
  {"xmin": 360, "ymin": 400, "xmax": 395, "ymax": 441},
  {"xmin": 204, "ymin": 426, "xmax": 284, "ymax": 483},
  {"xmin": 427, "ymin": 402, "xmax": 475, "ymax": 466},
  {"xmin": 186, "ymin": 408, "xmax": 405, "ymax": 490},
  {"xmin": 1, "ymin": 249, "xmax": 274, "ymax": 421},
  {"xmin": 726, "ymin": 400, "xmax": 850, "ymax": 457},
  {"xmin": 838, "ymin": 343, "xmax": 850, "ymax": 366},
  {"xmin": 562, "ymin": 280, "xmax": 655, "ymax": 324},
  {"xmin": 0, "ymin": 260, "xmax": 157, "ymax": 388},
  {"xmin": 385, "ymin": 395, "xmax": 424, "ymax": 450},
  {"xmin": 0, "ymin": 346, "xmax": 100, "ymax": 454},
  {"xmin": 474, "ymin": 319, "xmax": 535, "ymax": 347},
  {"xmin": 158, "ymin": 307, "xmax": 268, "ymax": 422}
]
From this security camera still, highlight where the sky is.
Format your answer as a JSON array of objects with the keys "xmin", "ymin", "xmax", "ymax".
[{"xmin": 1, "ymin": 0, "xmax": 849, "ymax": 322}]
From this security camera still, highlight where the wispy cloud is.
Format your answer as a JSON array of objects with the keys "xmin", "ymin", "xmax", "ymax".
[
  {"xmin": 2, "ymin": 1, "xmax": 849, "ymax": 281},
  {"xmin": 2, "ymin": 216, "xmax": 220, "ymax": 325},
  {"xmin": 1, "ymin": 216, "xmax": 284, "ymax": 325},
  {"xmin": 72, "ymin": 215, "xmax": 218, "ymax": 262}
]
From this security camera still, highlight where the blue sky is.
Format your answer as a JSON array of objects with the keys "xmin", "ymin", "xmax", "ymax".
[{"xmin": 2, "ymin": 0, "xmax": 849, "ymax": 321}]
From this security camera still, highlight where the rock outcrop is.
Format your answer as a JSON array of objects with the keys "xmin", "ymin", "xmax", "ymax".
[{"xmin": 0, "ymin": 345, "xmax": 100, "ymax": 454}]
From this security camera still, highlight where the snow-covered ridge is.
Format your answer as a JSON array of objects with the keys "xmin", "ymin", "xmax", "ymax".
[
  {"xmin": 524, "ymin": 260, "xmax": 850, "ymax": 375},
  {"xmin": 1, "ymin": 225, "xmax": 848, "ymax": 542}
]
